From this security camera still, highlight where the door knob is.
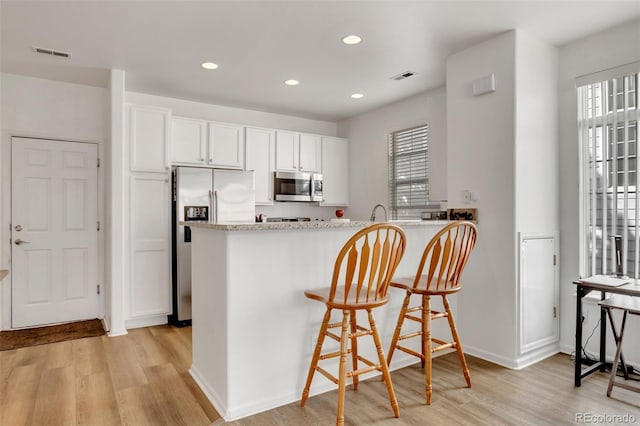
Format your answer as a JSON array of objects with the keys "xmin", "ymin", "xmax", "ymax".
[
  {"xmin": 14, "ymin": 239, "xmax": 29, "ymax": 245},
  {"xmin": 14, "ymin": 225, "xmax": 22, "ymax": 231}
]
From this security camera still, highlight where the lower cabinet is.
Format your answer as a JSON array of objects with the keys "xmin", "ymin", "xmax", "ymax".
[
  {"xmin": 518, "ymin": 233, "xmax": 559, "ymax": 354},
  {"xmin": 129, "ymin": 173, "xmax": 171, "ymax": 318}
]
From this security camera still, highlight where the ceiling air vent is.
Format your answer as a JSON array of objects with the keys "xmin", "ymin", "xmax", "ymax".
[
  {"xmin": 391, "ymin": 71, "xmax": 416, "ymax": 81},
  {"xmin": 33, "ymin": 46, "xmax": 71, "ymax": 58}
]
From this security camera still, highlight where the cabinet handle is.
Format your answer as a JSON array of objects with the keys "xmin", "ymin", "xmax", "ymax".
[{"xmin": 200, "ymin": 158, "xmax": 205, "ymax": 162}]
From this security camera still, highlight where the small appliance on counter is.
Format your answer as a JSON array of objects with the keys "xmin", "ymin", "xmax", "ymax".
[{"xmin": 170, "ymin": 166, "xmax": 256, "ymax": 326}]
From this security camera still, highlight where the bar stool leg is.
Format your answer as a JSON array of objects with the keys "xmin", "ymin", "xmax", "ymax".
[
  {"xmin": 387, "ymin": 292, "xmax": 411, "ymax": 365},
  {"xmin": 368, "ymin": 309, "xmax": 400, "ymax": 418},
  {"xmin": 423, "ymin": 295, "xmax": 433, "ymax": 405},
  {"xmin": 301, "ymin": 308, "xmax": 332, "ymax": 407},
  {"xmin": 607, "ymin": 310, "xmax": 628, "ymax": 397},
  {"xmin": 336, "ymin": 310, "xmax": 350, "ymax": 426},
  {"xmin": 349, "ymin": 309, "xmax": 359, "ymax": 391},
  {"xmin": 443, "ymin": 295, "xmax": 471, "ymax": 387}
]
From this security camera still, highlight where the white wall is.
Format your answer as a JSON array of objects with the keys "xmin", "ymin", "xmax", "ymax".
[
  {"xmin": 514, "ymin": 32, "xmax": 559, "ymax": 235},
  {"xmin": 0, "ymin": 73, "xmax": 109, "ymax": 330},
  {"xmin": 558, "ymin": 19, "xmax": 640, "ymax": 361},
  {"xmin": 446, "ymin": 31, "xmax": 518, "ymax": 366},
  {"xmin": 336, "ymin": 87, "xmax": 447, "ymax": 221}
]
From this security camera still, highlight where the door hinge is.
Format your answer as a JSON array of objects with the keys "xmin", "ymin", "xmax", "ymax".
[
  {"xmin": 553, "ymin": 306, "xmax": 557, "ymax": 318},
  {"xmin": 97, "ymin": 285, "xmax": 100, "ymax": 295},
  {"xmin": 553, "ymin": 254, "xmax": 557, "ymax": 266},
  {"xmin": 97, "ymin": 158, "xmax": 100, "ymax": 168},
  {"xmin": 96, "ymin": 221, "xmax": 100, "ymax": 231}
]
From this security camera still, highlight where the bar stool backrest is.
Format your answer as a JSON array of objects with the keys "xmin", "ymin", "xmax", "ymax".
[
  {"xmin": 412, "ymin": 221, "xmax": 477, "ymax": 293},
  {"xmin": 329, "ymin": 223, "xmax": 406, "ymax": 305}
]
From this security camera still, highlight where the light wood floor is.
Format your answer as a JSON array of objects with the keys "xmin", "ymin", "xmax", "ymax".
[
  {"xmin": 0, "ymin": 325, "xmax": 218, "ymax": 426},
  {"xmin": 2, "ymin": 325, "xmax": 639, "ymax": 426}
]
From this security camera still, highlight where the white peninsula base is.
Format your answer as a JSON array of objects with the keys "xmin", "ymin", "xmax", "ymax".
[{"xmin": 187, "ymin": 221, "xmax": 452, "ymax": 421}]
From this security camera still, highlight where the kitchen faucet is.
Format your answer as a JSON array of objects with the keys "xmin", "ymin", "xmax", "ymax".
[{"xmin": 369, "ymin": 204, "xmax": 388, "ymax": 222}]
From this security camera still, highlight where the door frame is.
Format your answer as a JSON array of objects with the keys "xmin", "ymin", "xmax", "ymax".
[{"xmin": 1, "ymin": 133, "xmax": 105, "ymax": 330}]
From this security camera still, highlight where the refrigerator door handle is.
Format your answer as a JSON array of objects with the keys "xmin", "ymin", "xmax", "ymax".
[{"xmin": 209, "ymin": 190, "xmax": 215, "ymax": 224}]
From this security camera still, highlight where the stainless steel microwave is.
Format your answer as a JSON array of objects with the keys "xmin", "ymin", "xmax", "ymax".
[{"xmin": 274, "ymin": 171, "xmax": 323, "ymax": 202}]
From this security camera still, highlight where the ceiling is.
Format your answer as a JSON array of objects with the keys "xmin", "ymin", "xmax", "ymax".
[{"xmin": 2, "ymin": 1, "xmax": 639, "ymax": 122}]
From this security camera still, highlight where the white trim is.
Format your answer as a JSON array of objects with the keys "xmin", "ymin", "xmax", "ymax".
[{"xmin": 575, "ymin": 61, "xmax": 640, "ymax": 88}]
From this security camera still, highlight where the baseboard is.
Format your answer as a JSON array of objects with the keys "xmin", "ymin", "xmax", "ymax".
[
  {"xmin": 463, "ymin": 344, "xmax": 519, "ymax": 369},
  {"xmin": 125, "ymin": 314, "xmax": 168, "ymax": 330},
  {"xmin": 514, "ymin": 344, "xmax": 560, "ymax": 370}
]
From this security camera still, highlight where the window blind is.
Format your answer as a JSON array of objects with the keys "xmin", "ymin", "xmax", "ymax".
[
  {"xmin": 388, "ymin": 124, "xmax": 429, "ymax": 219},
  {"xmin": 579, "ymin": 71, "xmax": 639, "ymax": 277}
]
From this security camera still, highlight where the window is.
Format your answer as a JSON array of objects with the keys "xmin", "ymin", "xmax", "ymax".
[
  {"xmin": 579, "ymin": 67, "xmax": 639, "ymax": 277},
  {"xmin": 388, "ymin": 124, "xmax": 429, "ymax": 219}
]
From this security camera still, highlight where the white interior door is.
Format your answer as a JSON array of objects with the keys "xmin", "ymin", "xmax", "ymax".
[{"xmin": 11, "ymin": 137, "xmax": 99, "ymax": 328}]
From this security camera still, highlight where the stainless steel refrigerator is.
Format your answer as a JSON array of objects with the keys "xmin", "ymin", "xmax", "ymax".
[{"xmin": 170, "ymin": 166, "xmax": 255, "ymax": 326}]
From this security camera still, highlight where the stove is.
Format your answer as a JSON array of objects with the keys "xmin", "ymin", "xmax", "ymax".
[{"xmin": 266, "ymin": 217, "xmax": 311, "ymax": 222}]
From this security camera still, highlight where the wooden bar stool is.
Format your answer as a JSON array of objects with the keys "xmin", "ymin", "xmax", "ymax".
[
  {"xmin": 387, "ymin": 221, "xmax": 477, "ymax": 405},
  {"xmin": 300, "ymin": 223, "xmax": 406, "ymax": 426},
  {"xmin": 598, "ymin": 295, "xmax": 640, "ymax": 397}
]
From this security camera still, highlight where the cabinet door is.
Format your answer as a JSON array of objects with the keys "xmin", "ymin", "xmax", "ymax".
[
  {"xmin": 519, "ymin": 234, "xmax": 559, "ymax": 354},
  {"xmin": 130, "ymin": 173, "xmax": 171, "ymax": 318},
  {"xmin": 299, "ymin": 133, "xmax": 322, "ymax": 173},
  {"xmin": 245, "ymin": 127, "xmax": 275, "ymax": 205},
  {"xmin": 129, "ymin": 105, "xmax": 171, "ymax": 172},
  {"xmin": 208, "ymin": 122, "xmax": 244, "ymax": 169},
  {"xmin": 171, "ymin": 117, "xmax": 207, "ymax": 165},
  {"xmin": 320, "ymin": 137, "xmax": 349, "ymax": 206},
  {"xmin": 275, "ymin": 131, "xmax": 299, "ymax": 172}
]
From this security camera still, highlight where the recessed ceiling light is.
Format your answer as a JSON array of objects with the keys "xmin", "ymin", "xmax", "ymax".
[
  {"xmin": 342, "ymin": 35, "xmax": 362, "ymax": 45},
  {"xmin": 201, "ymin": 62, "xmax": 219, "ymax": 70},
  {"xmin": 351, "ymin": 93, "xmax": 364, "ymax": 99},
  {"xmin": 284, "ymin": 79, "xmax": 300, "ymax": 86}
]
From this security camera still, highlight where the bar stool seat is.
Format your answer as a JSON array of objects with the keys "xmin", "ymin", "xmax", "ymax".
[{"xmin": 599, "ymin": 295, "xmax": 640, "ymax": 397}]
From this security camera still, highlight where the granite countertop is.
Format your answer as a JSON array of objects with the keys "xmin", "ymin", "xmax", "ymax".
[
  {"xmin": 0, "ymin": 269, "xmax": 8, "ymax": 281},
  {"xmin": 182, "ymin": 220, "xmax": 450, "ymax": 231}
]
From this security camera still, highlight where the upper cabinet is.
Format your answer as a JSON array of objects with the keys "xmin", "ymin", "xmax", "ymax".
[
  {"xmin": 171, "ymin": 116, "xmax": 207, "ymax": 166},
  {"xmin": 275, "ymin": 131, "xmax": 321, "ymax": 173},
  {"xmin": 245, "ymin": 127, "xmax": 275, "ymax": 205},
  {"xmin": 320, "ymin": 136, "xmax": 349, "ymax": 206},
  {"xmin": 170, "ymin": 119, "xmax": 244, "ymax": 169},
  {"xmin": 129, "ymin": 105, "xmax": 171, "ymax": 172},
  {"xmin": 274, "ymin": 131, "xmax": 299, "ymax": 172},
  {"xmin": 299, "ymin": 133, "xmax": 322, "ymax": 173},
  {"xmin": 208, "ymin": 122, "xmax": 244, "ymax": 169}
]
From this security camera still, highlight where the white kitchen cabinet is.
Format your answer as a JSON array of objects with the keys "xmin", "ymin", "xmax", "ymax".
[
  {"xmin": 171, "ymin": 116, "xmax": 207, "ymax": 165},
  {"xmin": 245, "ymin": 127, "xmax": 275, "ymax": 205},
  {"xmin": 299, "ymin": 133, "xmax": 322, "ymax": 172},
  {"xmin": 274, "ymin": 130, "xmax": 299, "ymax": 172},
  {"xmin": 320, "ymin": 136, "xmax": 349, "ymax": 206},
  {"xmin": 275, "ymin": 131, "xmax": 321, "ymax": 173},
  {"xmin": 129, "ymin": 173, "xmax": 171, "ymax": 318},
  {"xmin": 129, "ymin": 105, "xmax": 171, "ymax": 172},
  {"xmin": 208, "ymin": 122, "xmax": 244, "ymax": 169}
]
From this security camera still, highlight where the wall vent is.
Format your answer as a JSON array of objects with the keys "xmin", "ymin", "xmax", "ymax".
[
  {"xmin": 33, "ymin": 46, "xmax": 71, "ymax": 58},
  {"xmin": 391, "ymin": 71, "xmax": 416, "ymax": 81}
]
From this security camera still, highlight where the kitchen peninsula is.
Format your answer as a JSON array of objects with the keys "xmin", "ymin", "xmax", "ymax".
[{"xmin": 187, "ymin": 220, "xmax": 451, "ymax": 421}]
